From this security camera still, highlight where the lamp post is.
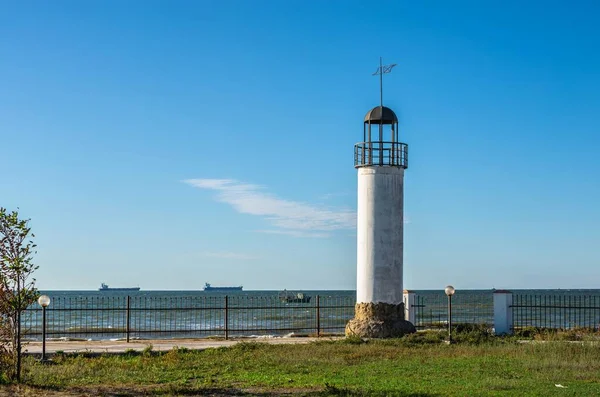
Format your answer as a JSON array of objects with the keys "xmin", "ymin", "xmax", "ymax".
[
  {"xmin": 37, "ymin": 295, "xmax": 51, "ymax": 362},
  {"xmin": 444, "ymin": 285, "xmax": 455, "ymax": 343}
]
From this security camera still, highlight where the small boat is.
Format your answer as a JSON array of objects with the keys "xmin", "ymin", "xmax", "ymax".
[
  {"xmin": 203, "ymin": 283, "xmax": 243, "ymax": 292},
  {"xmin": 279, "ymin": 290, "xmax": 311, "ymax": 303},
  {"xmin": 98, "ymin": 283, "xmax": 140, "ymax": 292}
]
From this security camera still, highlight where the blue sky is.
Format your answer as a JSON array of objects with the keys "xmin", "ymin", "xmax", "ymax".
[{"xmin": 1, "ymin": 1, "xmax": 599, "ymax": 290}]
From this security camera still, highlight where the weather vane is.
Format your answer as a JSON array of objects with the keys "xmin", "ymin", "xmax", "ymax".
[{"xmin": 372, "ymin": 57, "xmax": 397, "ymax": 108}]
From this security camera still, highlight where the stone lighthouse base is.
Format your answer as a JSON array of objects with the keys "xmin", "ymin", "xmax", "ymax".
[{"xmin": 345, "ymin": 302, "xmax": 416, "ymax": 338}]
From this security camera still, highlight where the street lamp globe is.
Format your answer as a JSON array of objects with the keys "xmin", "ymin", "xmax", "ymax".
[
  {"xmin": 38, "ymin": 295, "xmax": 51, "ymax": 308},
  {"xmin": 444, "ymin": 285, "xmax": 455, "ymax": 297}
]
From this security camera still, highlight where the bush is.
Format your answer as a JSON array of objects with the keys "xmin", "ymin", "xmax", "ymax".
[
  {"xmin": 514, "ymin": 326, "xmax": 544, "ymax": 338},
  {"xmin": 451, "ymin": 323, "xmax": 495, "ymax": 344},
  {"xmin": 514, "ymin": 326, "xmax": 600, "ymax": 341},
  {"xmin": 401, "ymin": 330, "xmax": 445, "ymax": 345},
  {"xmin": 0, "ymin": 208, "xmax": 39, "ymax": 382},
  {"xmin": 342, "ymin": 335, "xmax": 366, "ymax": 345},
  {"xmin": 142, "ymin": 344, "xmax": 154, "ymax": 356}
]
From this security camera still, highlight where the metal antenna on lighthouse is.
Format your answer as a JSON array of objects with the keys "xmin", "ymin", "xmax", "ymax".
[{"xmin": 372, "ymin": 57, "xmax": 397, "ymax": 108}]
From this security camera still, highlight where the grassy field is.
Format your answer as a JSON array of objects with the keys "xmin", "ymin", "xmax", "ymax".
[{"xmin": 5, "ymin": 329, "xmax": 600, "ymax": 396}]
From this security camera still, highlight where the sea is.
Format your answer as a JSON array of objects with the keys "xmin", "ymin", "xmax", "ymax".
[{"xmin": 22, "ymin": 289, "xmax": 600, "ymax": 341}]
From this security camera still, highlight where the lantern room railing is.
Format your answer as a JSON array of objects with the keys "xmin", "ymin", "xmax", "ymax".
[{"xmin": 354, "ymin": 141, "xmax": 408, "ymax": 168}]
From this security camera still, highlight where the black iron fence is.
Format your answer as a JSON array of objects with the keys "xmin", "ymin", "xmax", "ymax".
[
  {"xmin": 22, "ymin": 295, "xmax": 355, "ymax": 341},
  {"xmin": 411, "ymin": 293, "xmax": 493, "ymax": 329},
  {"xmin": 511, "ymin": 294, "xmax": 600, "ymax": 330},
  {"xmin": 20, "ymin": 292, "xmax": 600, "ymax": 341},
  {"xmin": 354, "ymin": 141, "xmax": 408, "ymax": 168}
]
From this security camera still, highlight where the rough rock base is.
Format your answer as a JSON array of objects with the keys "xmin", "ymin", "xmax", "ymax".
[{"xmin": 345, "ymin": 302, "xmax": 416, "ymax": 338}]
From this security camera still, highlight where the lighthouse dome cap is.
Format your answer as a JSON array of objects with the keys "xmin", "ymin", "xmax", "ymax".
[{"xmin": 364, "ymin": 106, "xmax": 398, "ymax": 124}]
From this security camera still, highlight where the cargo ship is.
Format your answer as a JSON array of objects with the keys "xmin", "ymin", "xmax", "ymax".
[
  {"xmin": 98, "ymin": 283, "xmax": 140, "ymax": 292},
  {"xmin": 203, "ymin": 283, "xmax": 243, "ymax": 292}
]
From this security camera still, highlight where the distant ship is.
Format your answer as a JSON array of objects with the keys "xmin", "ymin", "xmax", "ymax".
[
  {"xmin": 279, "ymin": 290, "xmax": 311, "ymax": 303},
  {"xmin": 203, "ymin": 283, "xmax": 243, "ymax": 292},
  {"xmin": 98, "ymin": 283, "xmax": 140, "ymax": 292}
]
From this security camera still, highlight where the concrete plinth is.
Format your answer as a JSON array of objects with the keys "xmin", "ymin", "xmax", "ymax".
[{"xmin": 345, "ymin": 302, "xmax": 416, "ymax": 338}]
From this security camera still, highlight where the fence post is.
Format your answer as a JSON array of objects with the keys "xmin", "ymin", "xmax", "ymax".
[
  {"xmin": 316, "ymin": 295, "xmax": 320, "ymax": 337},
  {"xmin": 224, "ymin": 296, "xmax": 229, "ymax": 340},
  {"xmin": 126, "ymin": 296, "xmax": 131, "ymax": 343},
  {"xmin": 493, "ymin": 289, "xmax": 513, "ymax": 335},
  {"xmin": 403, "ymin": 290, "xmax": 416, "ymax": 324}
]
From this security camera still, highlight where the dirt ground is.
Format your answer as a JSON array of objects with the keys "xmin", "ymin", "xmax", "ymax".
[{"xmin": 0, "ymin": 385, "xmax": 317, "ymax": 396}]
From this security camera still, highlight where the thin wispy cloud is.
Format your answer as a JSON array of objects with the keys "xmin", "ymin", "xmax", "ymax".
[
  {"xmin": 183, "ymin": 178, "xmax": 357, "ymax": 238},
  {"xmin": 256, "ymin": 229, "xmax": 331, "ymax": 239},
  {"xmin": 319, "ymin": 191, "xmax": 351, "ymax": 200},
  {"xmin": 201, "ymin": 251, "xmax": 258, "ymax": 260}
]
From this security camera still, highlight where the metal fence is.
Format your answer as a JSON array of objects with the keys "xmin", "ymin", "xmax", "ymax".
[
  {"xmin": 21, "ymin": 292, "xmax": 600, "ymax": 341},
  {"xmin": 411, "ymin": 292, "xmax": 493, "ymax": 329},
  {"xmin": 21, "ymin": 295, "xmax": 355, "ymax": 341},
  {"xmin": 354, "ymin": 141, "xmax": 408, "ymax": 168},
  {"xmin": 511, "ymin": 294, "xmax": 600, "ymax": 330}
]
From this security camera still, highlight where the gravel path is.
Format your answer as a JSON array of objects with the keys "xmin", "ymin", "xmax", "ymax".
[{"xmin": 24, "ymin": 336, "xmax": 339, "ymax": 355}]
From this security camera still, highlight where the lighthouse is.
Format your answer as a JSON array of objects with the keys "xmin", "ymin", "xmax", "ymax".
[{"xmin": 345, "ymin": 59, "xmax": 416, "ymax": 338}]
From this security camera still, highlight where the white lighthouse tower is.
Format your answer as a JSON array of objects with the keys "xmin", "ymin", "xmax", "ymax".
[{"xmin": 346, "ymin": 59, "xmax": 416, "ymax": 338}]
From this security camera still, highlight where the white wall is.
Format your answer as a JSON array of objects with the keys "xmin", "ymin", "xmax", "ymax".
[
  {"xmin": 493, "ymin": 290, "xmax": 514, "ymax": 335},
  {"xmin": 404, "ymin": 290, "xmax": 416, "ymax": 323},
  {"xmin": 356, "ymin": 166, "xmax": 405, "ymax": 304}
]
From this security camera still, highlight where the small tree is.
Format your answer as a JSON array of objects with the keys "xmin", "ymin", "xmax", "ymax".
[{"xmin": 0, "ymin": 208, "xmax": 38, "ymax": 382}]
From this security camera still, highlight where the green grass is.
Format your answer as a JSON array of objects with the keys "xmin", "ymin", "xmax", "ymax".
[{"xmin": 9, "ymin": 330, "xmax": 600, "ymax": 396}]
